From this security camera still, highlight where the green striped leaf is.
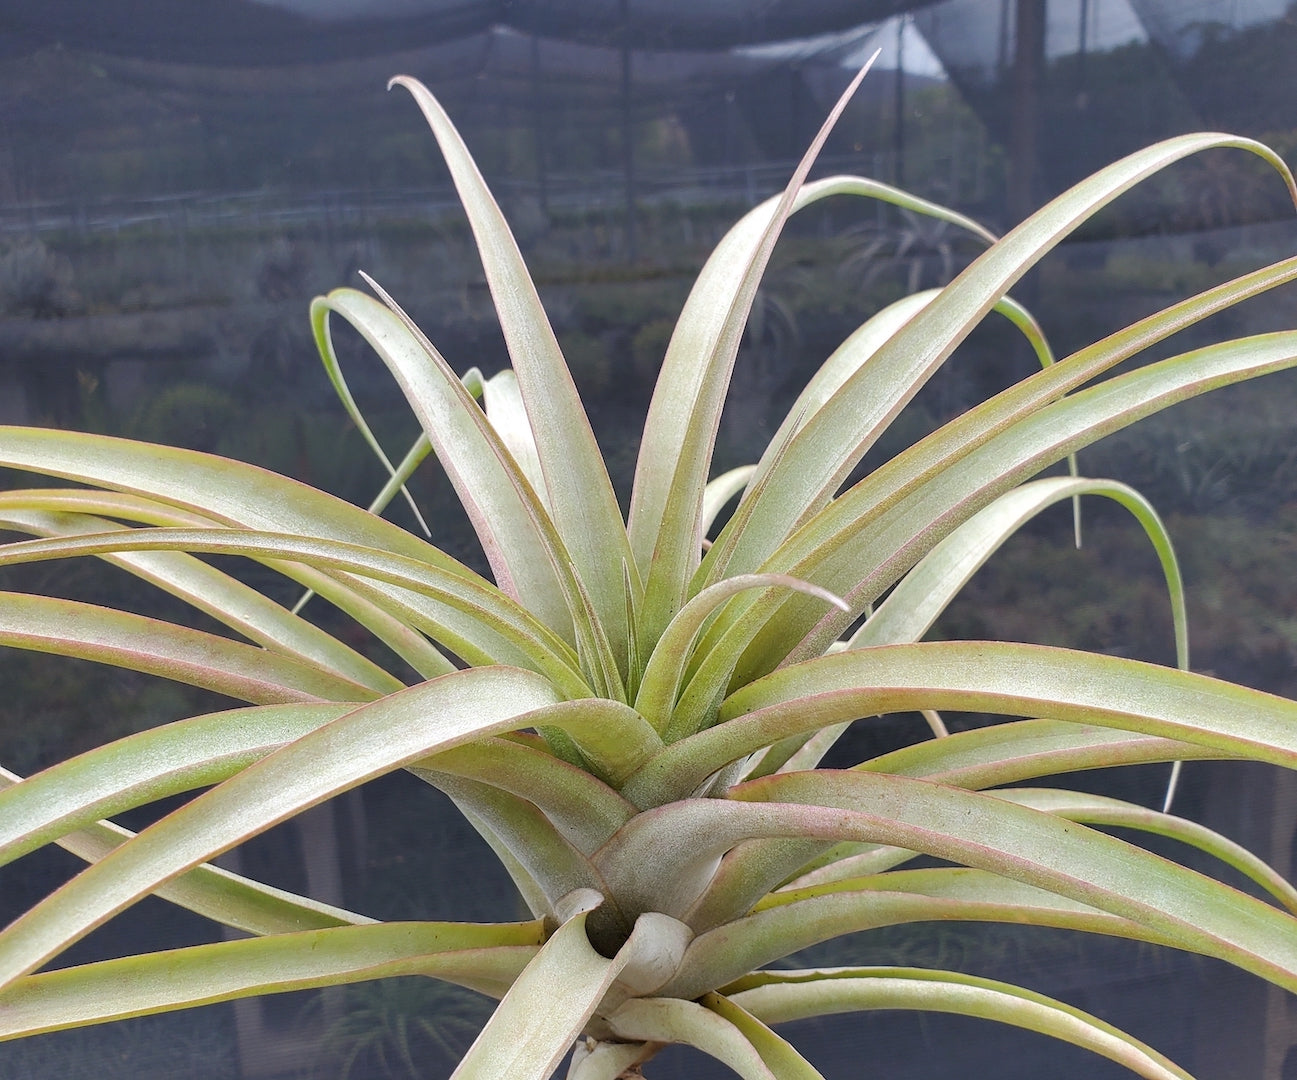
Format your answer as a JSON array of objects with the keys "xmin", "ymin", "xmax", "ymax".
[
  {"xmin": 727, "ymin": 968, "xmax": 1192, "ymax": 1080},
  {"xmin": 0, "ymin": 921, "xmax": 541, "ymax": 1039}
]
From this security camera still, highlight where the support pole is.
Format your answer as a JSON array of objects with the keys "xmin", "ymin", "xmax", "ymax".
[
  {"xmin": 530, "ymin": 34, "xmax": 549, "ymax": 215},
  {"xmin": 1008, "ymin": 0, "xmax": 1046, "ymax": 223},
  {"xmin": 1077, "ymin": 0, "xmax": 1090, "ymax": 101},
  {"xmin": 620, "ymin": 0, "xmax": 637, "ymax": 262},
  {"xmin": 894, "ymin": 14, "xmax": 906, "ymax": 189}
]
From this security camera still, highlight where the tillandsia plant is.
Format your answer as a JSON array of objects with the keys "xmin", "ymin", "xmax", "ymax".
[{"xmin": 5, "ymin": 59, "xmax": 1297, "ymax": 1080}]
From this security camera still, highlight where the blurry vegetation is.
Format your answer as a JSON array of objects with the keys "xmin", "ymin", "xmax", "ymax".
[
  {"xmin": 311, "ymin": 978, "xmax": 489, "ymax": 1080},
  {"xmin": 0, "ymin": 237, "xmax": 79, "ymax": 318},
  {"xmin": 935, "ymin": 498, "xmax": 1297, "ymax": 703},
  {"xmin": 0, "ymin": 1008, "xmax": 236, "ymax": 1080},
  {"xmin": 833, "ymin": 207, "xmax": 977, "ymax": 294},
  {"xmin": 1087, "ymin": 381, "xmax": 1297, "ymax": 518},
  {"xmin": 1177, "ymin": 6, "xmax": 1297, "ymax": 137},
  {"xmin": 129, "ymin": 382, "xmax": 242, "ymax": 454},
  {"xmin": 1038, "ymin": 43, "xmax": 1195, "ymax": 194},
  {"xmin": 555, "ymin": 327, "xmax": 613, "ymax": 398}
]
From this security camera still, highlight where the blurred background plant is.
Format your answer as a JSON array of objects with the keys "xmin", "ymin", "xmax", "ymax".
[{"xmin": 305, "ymin": 978, "xmax": 489, "ymax": 1080}]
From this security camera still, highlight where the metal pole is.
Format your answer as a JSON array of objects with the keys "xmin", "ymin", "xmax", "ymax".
[
  {"xmin": 1008, "ymin": 0, "xmax": 1046, "ymax": 222},
  {"xmin": 894, "ymin": 14, "xmax": 906, "ymax": 189},
  {"xmin": 997, "ymin": 0, "xmax": 1011, "ymax": 74},
  {"xmin": 620, "ymin": 0, "xmax": 637, "ymax": 262},
  {"xmin": 531, "ymin": 34, "xmax": 549, "ymax": 215},
  {"xmin": 1078, "ymin": 0, "xmax": 1090, "ymax": 98}
]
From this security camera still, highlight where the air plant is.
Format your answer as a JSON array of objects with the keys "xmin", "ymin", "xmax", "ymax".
[
  {"xmin": 3, "ymin": 59, "xmax": 1297, "ymax": 1079},
  {"xmin": 836, "ymin": 206, "xmax": 965, "ymax": 294}
]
